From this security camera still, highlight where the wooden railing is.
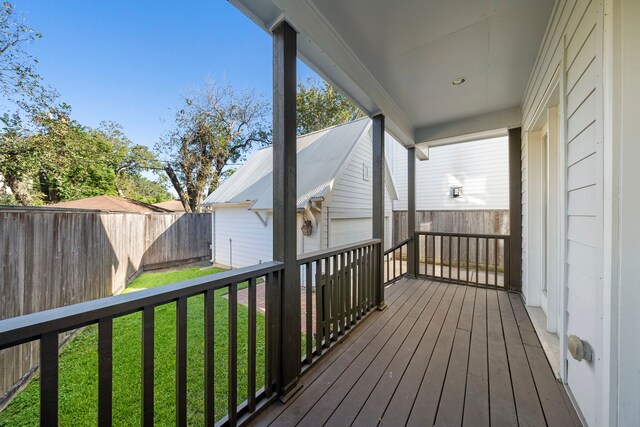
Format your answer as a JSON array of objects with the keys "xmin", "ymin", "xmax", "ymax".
[
  {"xmin": 0, "ymin": 262, "xmax": 284, "ymax": 427},
  {"xmin": 298, "ymin": 239, "xmax": 381, "ymax": 368},
  {"xmin": 0, "ymin": 239, "xmax": 383, "ymax": 427},
  {"xmin": 415, "ymin": 231, "xmax": 511, "ymax": 290},
  {"xmin": 384, "ymin": 238, "xmax": 410, "ymax": 284}
]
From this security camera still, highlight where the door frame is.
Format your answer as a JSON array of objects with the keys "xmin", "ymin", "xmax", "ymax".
[{"xmin": 524, "ymin": 64, "xmax": 568, "ymax": 381}]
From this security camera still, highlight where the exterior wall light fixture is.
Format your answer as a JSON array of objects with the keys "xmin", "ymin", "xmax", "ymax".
[{"xmin": 451, "ymin": 187, "xmax": 463, "ymax": 198}]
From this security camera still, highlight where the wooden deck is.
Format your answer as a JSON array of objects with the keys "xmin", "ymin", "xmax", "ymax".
[{"xmin": 250, "ymin": 278, "xmax": 581, "ymax": 427}]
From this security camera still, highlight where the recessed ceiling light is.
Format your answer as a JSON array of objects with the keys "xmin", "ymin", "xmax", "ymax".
[{"xmin": 451, "ymin": 77, "xmax": 467, "ymax": 86}]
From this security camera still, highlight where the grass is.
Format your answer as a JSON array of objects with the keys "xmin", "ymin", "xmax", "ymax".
[{"xmin": 0, "ymin": 265, "xmax": 267, "ymax": 426}]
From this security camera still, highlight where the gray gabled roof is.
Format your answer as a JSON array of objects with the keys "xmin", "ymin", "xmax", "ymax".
[{"xmin": 202, "ymin": 118, "xmax": 397, "ymax": 210}]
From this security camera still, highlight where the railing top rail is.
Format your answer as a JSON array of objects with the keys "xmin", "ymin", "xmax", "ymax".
[
  {"xmin": 0, "ymin": 261, "xmax": 284, "ymax": 350},
  {"xmin": 416, "ymin": 231, "xmax": 510, "ymax": 239},
  {"xmin": 384, "ymin": 238, "xmax": 410, "ymax": 256},
  {"xmin": 297, "ymin": 238, "xmax": 381, "ymax": 264}
]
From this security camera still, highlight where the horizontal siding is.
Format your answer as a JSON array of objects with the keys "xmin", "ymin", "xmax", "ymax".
[
  {"xmin": 567, "ymin": 121, "xmax": 596, "ymax": 166},
  {"xmin": 330, "ymin": 132, "xmax": 374, "ymax": 212},
  {"xmin": 213, "ymin": 208, "xmax": 323, "ymax": 268},
  {"xmin": 213, "ymin": 208, "xmax": 272, "ymax": 268},
  {"xmin": 567, "ymin": 92, "xmax": 596, "ymax": 141},
  {"xmin": 392, "ymin": 136, "xmax": 509, "ymax": 211},
  {"xmin": 567, "ymin": 59, "xmax": 596, "ymax": 118},
  {"xmin": 567, "ymin": 184, "xmax": 597, "ymax": 216},
  {"xmin": 522, "ymin": 0, "xmax": 601, "ymax": 424},
  {"xmin": 567, "ymin": 215, "xmax": 598, "ymax": 247},
  {"xmin": 327, "ymin": 131, "xmax": 393, "ymax": 250},
  {"xmin": 567, "ymin": 153, "xmax": 597, "ymax": 190}
]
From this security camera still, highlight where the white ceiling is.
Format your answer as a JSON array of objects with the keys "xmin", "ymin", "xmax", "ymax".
[{"xmin": 230, "ymin": 0, "xmax": 554, "ymax": 149}]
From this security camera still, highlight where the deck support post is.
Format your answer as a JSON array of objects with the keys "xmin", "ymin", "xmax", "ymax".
[
  {"xmin": 508, "ymin": 127, "xmax": 522, "ymax": 292},
  {"xmin": 407, "ymin": 147, "xmax": 417, "ymax": 277},
  {"xmin": 272, "ymin": 20, "xmax": 301, "ymax": 399},
  {"xmin": 372, "ymin": 114, "xmax": 386, "ymax": 310}
]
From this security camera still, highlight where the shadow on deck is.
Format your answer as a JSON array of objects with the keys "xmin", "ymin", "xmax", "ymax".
[{"xmin": 249, "ymin": 278, "xmax": 581, "ymax": 427}]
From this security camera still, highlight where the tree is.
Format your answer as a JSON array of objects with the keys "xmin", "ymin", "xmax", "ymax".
[
  {"xmin": 0, "ymin": 1, "xmax": 55, "ymax": 112},
  {"xmin": 113, "ymin": 174, "xmax": 172, "ymax": 204},
  {"xmin": 27, "ymin": 106, "xmax": 119, "ymax": 203},
  {"xmin": 156, "ymin": 81, "xmax": 270, "ymax": 212},
  {"xmin": 0, "ymin": 112, "xmax": 37, "ymax": 204},
  {"xmin": 97, "ymin": 121, "xmax": 165, "ymax": 198},
  {"xmin": 296, "ymin": 77, "xmax": 365, "ymax": 135},
  {"xmin": 0, "ymin": 108, "xmax": 170, "ymax": 205}
]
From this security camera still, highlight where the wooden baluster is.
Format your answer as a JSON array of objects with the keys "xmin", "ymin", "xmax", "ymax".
[
  {"xmin": 176, "ymin": 297, "xmax": 188, "ymax": 427},
  {"xmin": 305, "ymin": 263, "xmax": 313, "ymax": 364},
  {"xmin": 40, "ymin": 332, "xmax": 59, "ymax": 427},
  {"xmin": 248, "ymin": 277, "xmax": 258, "ymax": 411},
  {"xmin": 98, "ymin": 318, "xmax": 113, "ymax": 427},
  {"xmin": 485, "ymin": 238, "xmax": 489, "ymax": 285},
  {"xmin": 448, "ymin": 236, "xmax": 452, "ymax": 279},
  {"xmin": 475, "ymin": 237, "xmax": 480, "ymax": 285},
  {"xmin": 432, "ymin": 234, "xmax": 436, "ymax": 276},
  {"xmin": 345, "ymin": 251, "xmax": 352, "ymax": 329},
  {"xmin": 204, "ymin": 289, "xmax": 215, "ymax": 425},
  {"xmin": 495, "ymin": 238, "xmax": 499, "ymax": 287},
  {"xmin": 466, "ymin": 237, "xmax": 470, "ymax": 283},
  {"xmin": 228, "ymin": 283, "xmax": 238, "ymax": 426},
  {"xmin": 457, "ymin": 236, "xmax": 461, "ymax": 281},
  {"xmin": 440, "ymin": 236, "xmax": 444, "ymax": 279},
  {"xmin": 142, "ymin": 306, "xmax": 154, "ymax": 427},
  {"xmin": 315, "ymin": 260, "xmax": 323, "ymax": 356}
]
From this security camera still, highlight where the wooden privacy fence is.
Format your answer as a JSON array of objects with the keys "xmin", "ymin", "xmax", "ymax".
[
  {"xmin": 393, "ymin": 209, "xmax": 509, "ymax": 245},
  {"xmin": 0, "ymin": 207, "xmax": 211, "ymax": 407}
]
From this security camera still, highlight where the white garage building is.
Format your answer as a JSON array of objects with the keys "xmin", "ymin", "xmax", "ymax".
[{"xmin": 202, "ymin": 118, "xmax": 398, "ymax": 269}]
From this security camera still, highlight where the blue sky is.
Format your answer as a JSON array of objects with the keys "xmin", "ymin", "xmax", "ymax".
[{"xmin": 7, "ymin": 0, "xmax": 317, "ymax": 152}]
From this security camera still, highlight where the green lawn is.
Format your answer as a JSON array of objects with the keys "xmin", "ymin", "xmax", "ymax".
[{"xmin": 0, "ymin": 266, "xmax": 267, "ymax": 426}]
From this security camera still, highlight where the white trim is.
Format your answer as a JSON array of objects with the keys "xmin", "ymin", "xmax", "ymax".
[
  {"xmin": 254, "ymin": 211, "xmax": 269, "ymax": 227},
  {"xmin": 558, "ymin": 40, "xmax": 569, "ymax": 384},
  {"xmin": 414, "ymin": 108, "xmax": 520, "ymax": 146},
  {"xmin": 602, "ymin": 0, "xmax": 620, "ymax": 424},
  {"xmin": 546, "ymin": 105, "xmax": 561, "ymax": 335},
  {"xmin": 524, "ymin": 60, "xmax": 566, "ymax": 381}
]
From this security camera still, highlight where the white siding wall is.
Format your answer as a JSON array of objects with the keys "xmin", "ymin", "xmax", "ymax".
[
  {"xmin": 213, "ymin": 131, "xmax": 396, "ymax": 268},
  {"xmin": 521, "ymin": 0, "xmax": 602, "ymax": 425},
  {"xmin": 298, "ymin": 211, "xmax": 322, "ymax": 254},
  {"xmin": 213, "ymin": 208, "xmax": 322, "ymax": 269},
  {"xmin": 391, "ymin": 137, "xmax": 509, "ymax": 211},
  {"xmin": 325, "ymin": 130, "xmax": 394, "ymax": 250},
  {"xmin": 212, "ymin": 207, "xmax": 273, "ymax": 268}
]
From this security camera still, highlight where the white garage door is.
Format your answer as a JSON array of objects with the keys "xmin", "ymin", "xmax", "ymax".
[{"xmin": 329, "ymin": 217, "xmax": 391, "ymax": 249}]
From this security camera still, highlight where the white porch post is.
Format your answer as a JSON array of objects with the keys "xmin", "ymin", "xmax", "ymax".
[{"xmin": 272, "ymin": 20, "xmax": 300, "ymax": 398}]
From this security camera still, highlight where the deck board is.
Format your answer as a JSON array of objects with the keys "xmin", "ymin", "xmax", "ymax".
[
  {"xmin": 463, "ymin": 287, "xmax": 489, "ymax": 427},
  {"xmin": 348, "ymin": 284, "xmax": 447, "ymax": 426},
  {"xmin": 325, "ymin": 281, "xmax": 443, "ymax": 426},
  {"xmin": 249, "ymin": 278, "xmax": 582, "ymax": 427}
]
